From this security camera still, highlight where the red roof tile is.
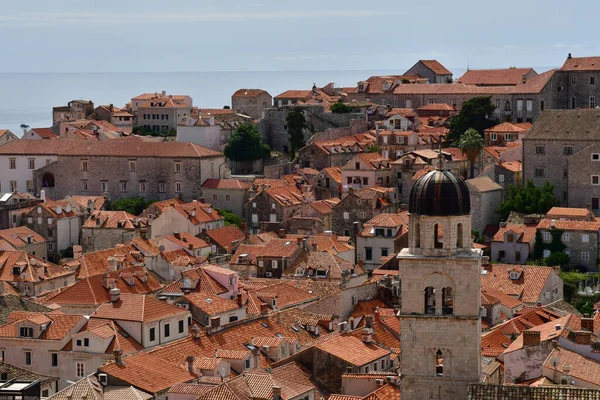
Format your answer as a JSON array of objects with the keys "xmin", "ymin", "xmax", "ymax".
[
  {"xmin": 92, "ymin": 293, "xmax": 188, "ymax": 323},
  {"xmin": 457, "ymin": 68, "xmax": 536, "ymax": 86},
  {"xmin": 201, "ymin": 179, "xmax": 251, "ymax": 190},
  {"xmin": 316, "ymin": 334, "xmax": 390, "ymax": 366},
  {"xmin": 206, "ymin": 225, "xmax": 246, "ymax": 253}
]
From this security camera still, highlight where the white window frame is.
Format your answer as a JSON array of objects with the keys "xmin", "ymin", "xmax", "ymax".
[
  {"xmin": 76, "ymin": 362, "xmax": 85, "ymax": 378},
  {"xmin": 591, "ymin": 96, "xmax": 597, "ymax": 109},
  {"xmin": 543, "ymin": 249, "xmax": 551, "ymax": 258},
  {"xmin": 562, "ymin": 232, "xmax": 570, "ymax": 242},
  {"xmin": 343, "ymin": 212, "xmax": 349, "ymax": 220},
  {"xmin": 499, "ymin": 174, "xmax": 505, "ymax": 183},
  {"xmin": 582, "ymin": 252, "xmax": 590, "ymax": 261},
  {"xmin": 526, "ymin": 100, "xmax": 533, "ymax": 111},
  {"xmin": 490, "ymin": 133, "xmax": 497, "ymax": 141},
  {"xmin": 543, "ymin": 232, "xmax": 551, "ymax": 241},
  {"xmin": 516, "ymin": 100, "xmax": 523, "ymax": 111},
  {"xmin": 582, "ymin": 234, "xmax": 590, "ymax": 243},
  {"xmin": 592, "ymin": 175, "xmax": 599, "ymax": 185},
  {"xmin": 175, "ymin": 182, "xmax": 182, "ymax": 193},
  {"xmin": 271, "ymin": 260, "xmax": 278, "ymax": 269},
  {"xmin": 592, "ymin": 153, "xmax": 600, "ymax": 161},
  {"xmin": 158, "ymin": 182, "xmax": 166, "ymax": 193}
]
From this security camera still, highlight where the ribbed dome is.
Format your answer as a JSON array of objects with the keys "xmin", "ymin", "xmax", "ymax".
[{"xmin": 409, "ymin": 169, "xmax": 470, "ymax": 216}]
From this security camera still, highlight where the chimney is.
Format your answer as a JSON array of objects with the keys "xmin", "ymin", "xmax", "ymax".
[
  {"xmin": 56, "ymin": 205, "xmax": 62, "ymax": 215},
  {"xmin": 581, "ymin": 317, "xmax": 594, "ymax": 332},
  {"xmin": 73, "ymin": 245, "xmax": 82, "ymax": 259},
  {"xmin": 139, "ymin": 229, "xmax": 147, "ymax": 240},
  {"xmin": 162, "ymin": 90, "xmax": 167, "ymax": 96},
  {"xmin": 191, "ymin": 324, "xmax": 201, "ymax": 339},
  {"xmin": 374, "ymin": 307, "xmax": 381, "ymax": 322},
  {"xmin": 109, "ymin": 103, "xmax": 114, "ymax": 112},
  {"xmin": 113, "ymin": 349, "xmax": 123, "ymax": 364},
  {"xmin": 110, "ymin": 287, "xmax": 121, "ymax": 303},
  {"xmin": 522, "ymin": 331, "xmax": 540, "ymax": 347},
  {"xmin": 260, "ymin": 303, "xmax": 270, "ymax": 315},
  {"xmin": 40, "ymin": 190, "xmax": 46, "ymax": 203},
  {"xmin": 361, "ymin": 327, "xmax": 373, "ymax": 344},
  {"xmin": 551, "ymin": 219, "xmax": 556, "ymax": 229},
  {"xmin": 174, "ymin": 231, "xmax": 181, "ymax": 240},
  {"xmin": 278, "ymin": 229, "xmax": 285, "ymax": 238},
  {"xmin": 102, "ymin": 272, "xmax": 111, "ymax": 289},
  {"xmin": 358, "ymin": 260, "xmax": 364, "ymax": 269},
  {"xmin": 272, "ymin": 386, "xmax": 282, "ymax": 400},
  {"xmin": 311, "ymin": 238, "xmax": 317, "ymax": 251},
  {"xmin": 574, "ymin": 331, "xmax": 592, "ymax": 345},
  {"xmin": 302, "ymin": 238, "xmax": 308, "ymax": 251},
  {"xmin": 296, "ymin": 237, "xmax": 303, "ymax": 247},
  {"xmin": 186, "ymin": 355, "xmax": 196, "ymax": 373},
  {"xmin": 365, "ymin": 315, "xmax": 373, "ymax": 329},
  {"xmin": 568, "ymin": 53, "xmax": 572, "ymax": 59},
  {"xmin": 237, "ymin": 291, "xmax": 243, "ymax": 307},
  {"xmin": 108, "ymin": 257, "xmax": 117, "ymax": 271}
]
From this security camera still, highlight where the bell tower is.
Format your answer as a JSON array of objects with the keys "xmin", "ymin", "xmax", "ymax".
[{"xmin": 399, "ymin": 159, "xmax": 482, "ymax": 399}]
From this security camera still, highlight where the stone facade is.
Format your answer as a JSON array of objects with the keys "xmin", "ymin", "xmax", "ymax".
[
  {"xmin": 466, "ymin": 177, "xmax": 503, "ymax": 233},
  {"xmin": 24, "ymin": 203, "xmax": 80, "ymax": 262},
  {"xmin": 231, "ymin": 89, "xmax": 272, "ymax": 120},
  {"xmin": 244, "ymin": 187, "xmax": 307, "ymax": 233},
  {"xmin": 568, "ymin": 143, "xmax": 600, "ymax": 214},
  {"xmin": 52, "ymin": 100, "xmax": 95, "ymax": 123},
  {"xmin": 404, "ymin": 60, "xmax": 453, "ymax": 84},
  {"xmin": 331, "ymin": 190, "xmax": 397, "ymax": 238}
]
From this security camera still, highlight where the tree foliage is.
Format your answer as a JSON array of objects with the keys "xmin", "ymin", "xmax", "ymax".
[
  {"xmin": 458, "ymin": 128, "xmax": 484, "ymax": 178},
  {"xmin": 330, "ymin": 101, "xmax": 352, "ymax": 114},
  {"xmin": 286, "ymin": 108, "xmax": 309, "ymax": 159},
  {"xmin": 448, "ymin": 96, "xmax": 496, "ymax": 143},
  {"xmin": 217, "ymin": 209, "xmax": 243, "ymax": 228},
  {"xmin": 132, "ymin": 126, "xmax": 176, "ymax": 138},
  {"xmin": 223, "ymin": 123, "xmax": 270, "ymax": 162},
  {"xmin": 108, "ymin": 197, "xmax": 154, "ymax": 215},
  {"xmin": 497, "ymin": 180, "xmax": 560, "ymax": 221}
]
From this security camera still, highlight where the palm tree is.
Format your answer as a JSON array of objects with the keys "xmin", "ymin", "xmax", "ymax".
[{"xmin": 458, "ymin": 128, "xmax": 484, "ymax": 178}]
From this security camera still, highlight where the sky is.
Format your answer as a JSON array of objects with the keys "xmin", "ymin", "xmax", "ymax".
[{"xmin": 2, "ymin": 0, "xmax": 600, "ymax": 73}]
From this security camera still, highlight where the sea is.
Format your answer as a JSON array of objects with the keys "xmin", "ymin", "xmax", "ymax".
[{"xmin": 0, "ymin": 69, "xmax": 469, "ymax": 135}]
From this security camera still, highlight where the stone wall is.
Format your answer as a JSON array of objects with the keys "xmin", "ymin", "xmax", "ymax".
[
  {"xmin": 301, "ymin": 282, "xmax": 379, "ymax": 322},
  {"xmin": 81, "ymin": 227, "xmax": 139, "ymax": 253}
]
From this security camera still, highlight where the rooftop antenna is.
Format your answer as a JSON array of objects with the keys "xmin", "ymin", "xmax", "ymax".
[
  {"xmin": 436, "ymin": 140, "xmax": 445, "ymax": 170},
  {"xmin": 467, "ymin": 60, "xmax": 470, "ymax": 71}
]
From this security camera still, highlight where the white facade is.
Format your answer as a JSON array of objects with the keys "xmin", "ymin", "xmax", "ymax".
[
  {"xmin": 56, "ymin": 216, "xmax": 80, "ymax": 251},
  {"xmin": 0, "ymin": 154, "xmax": 57, "ymax": 194},
  {"xmin": 176, "ymin": 122, "xmax": 222, "ymax": 150},
  {"xmin": 150, "ymin": 207, "xmax": 224, "ymax": 238}
]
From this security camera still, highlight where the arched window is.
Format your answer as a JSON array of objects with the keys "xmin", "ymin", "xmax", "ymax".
[
  {"xmin": 42, "ymin": 173, "xmax": 55, "ymax": 188},
  {"xmin": 424, "ymin": 286, "xmax": 436, "ymax": 314},
  {"xmin": 434, "ymin": 224, "xmax": 443, "ymax": 249},
  {"xmin": 456, "ymin": 223, "xmax": 464, "ymax": 248},
  {"xmin": 435, "ymin": 349, "xmax": 444, "ymax": 376},
  {"xmin": 442, "ymin": 287, "xmax": 454, "ymax": 315},
  {"xmin": 414, "ymin": 223, "xmax": 421, "ymax": 248},
  {"xmin": 504, "ymin": 101, "xmax": 511, "ymax": 111}
]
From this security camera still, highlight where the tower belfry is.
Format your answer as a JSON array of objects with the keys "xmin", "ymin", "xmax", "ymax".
[{"xmin": 399, "ymin": 166, "xmax": 482, "ymax": 399}]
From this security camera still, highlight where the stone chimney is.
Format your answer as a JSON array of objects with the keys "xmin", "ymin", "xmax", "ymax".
[
  {"xmin": 522, "ymin": 331, "xmax": 540, "ymax": 347},
  {"xmin": 365, "ymin": 315, "xmax": 374, "ymax": 329},
  {"xmin": 40, "ymin": 190, "xmax": 46, "ymax": 203},
  {"xmin": 102, "ymin": 273, "xmax": 111, "ymax": 289},
  {"xmin": 374, "ymin": 307, "xmax": 381, "ymax": 322},
  {"xmin": 186, "ymin": 355, "xmax": 196, "ymax": 373},
  {"xmin": 361, "ymin": 327, "xmax": 373, "ymax": 344},
  {"xmin": 278, "ymin": 229, "xmax": 285, "ymax": 238},
  {"xmin": 237, "ymin": 291, "xmax": 243, "ymax": 308},
  {"xmin": 260, "ymin": 303, "xmax": 270, "ymax": 315},
  {"xmin": 107, "ymin": 257, "xmax": 117, "ymax": 271},
  {"xmin": 272, "ymin": 386, "xmax": 282, "ymax": 400},
  {"xmin": 73, "ymin": 245, "xmax": 82, "ymax": 259},
  {"xmin": 191, "ymin": 324, "xmax": 201, "ymax": 339},
  {"xmin": 574, "ymin": 331, "xmax": 592, "ymax": 345},
  {"xmin": 110, "ymin": 287, "xmax": 121, "ymax": 303},
  {"xmin": 113, "ymin": 349, "xmax": 123, "ymax": 364},
  {"xmin": 581, "ymin": 318, "xmax": 594, "ymax": 332}
]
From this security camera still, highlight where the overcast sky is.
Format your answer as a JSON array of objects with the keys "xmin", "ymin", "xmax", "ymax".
[{"xmin": 2, "ymin": 0, "xmax": 600, "ymax": 73}]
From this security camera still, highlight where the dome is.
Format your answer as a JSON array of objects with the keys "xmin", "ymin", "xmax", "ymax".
[{"xmin": 409, "ymin": 169, "xmax": 470, "ymax": 216}]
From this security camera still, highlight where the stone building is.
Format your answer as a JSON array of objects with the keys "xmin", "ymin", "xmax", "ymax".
[
  {"xmin": 404, "ymin": 59, "xmax": 453, "ymax": 84},
  {"xmin": 130, "ymin": 91, "xmax": 193, "ymax": 132},
  {"xmin": 255, "ymin": 238, "xmax": 305, "ymax": 278},
  {"xmin": 0, "ymin": 192, "xmax": 40, "ymax": 230},
  {"xmin": 568, "ymin": 142, "xmax": 600, "ymax": 214},
  {"xmin": 490, "ymin": 223, "xmax": 537, "ymax": 264},
  {"xmin": 465, "ymin": 176, "xmax": 503, "ymax": 234},
  {"xmin": 31, "ymin": 141, "xmax": 227, "ymax": 203},
  {"xmin": 523, "ymin": 109, "xmax": 600, "ymax": 206},
  {"xmin": 0, "ymin": 226, "xmax": 47, "ymax": 260},
  {"xmin": 356, "ymin": 212, "xmax": 408, "ymax": 271},
  {"xmin": 398, "ymin": 163, "xmax": 482, "ymax": 399},
  {"xmin": 92, "ymin": 104, "xmax": 134, "ymax": 129},
  {"xmin": 331, "ymin": 187, "xmax": 397, "ymax": 238},
  {"xmin": 244, "ymin": 185, "xmax": 309, "ymax": 234},
  {"xmin": 297, "ymin": 132, "xmax": 376, "ymax": 171},
  {"xmin": 200, "ymin": 179, "xmax": 251, "ymax": 217},
  {"xmin": 341, "ymin": 153, "xmax": 393, "ymax": 192},
  {"xmin": 81, "ymin": 210, "xmax": 148, "ymax": 253},
  {"xmin": 231, "ymin": 89, "xmax": 272, "ymax": 120},
  {"xmin": 52, "ymin": 100, "xmax": 95, "ymax": 123},
  {"xmin": 457, "ymin": 68, "xmax": 537, "ymax": 86},
  {"xmin": 312, "ymin": 167, "xmax": 342, "ymax": 200}
]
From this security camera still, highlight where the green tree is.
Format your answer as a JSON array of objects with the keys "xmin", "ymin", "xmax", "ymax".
[
  {"xmin": 448, "ymin": 96, "xmax": 496, "ymax": 143},
  {"xmin": 132, "ymin": 126, "xmax": 175, "ymax": 138},
  {"xmin": 498, "ymin": 180, "xmax": 560, "ymax": 221},
  {"xmin": 217, "ymin": 209, "xmax": 242, "ymax": 228},
  {"xmin": 330, "ymin": 101, "xmax": 352, "ymax": 114},
  {"xmin": 223, "ymin": 105, "xmax": 231, "ymax": 109},
  {"xmin": 545, "ymin": 251, "xmax": 570, "ymax": 267},
  {"xmin": 108, "ymin": 197, "xmax": 154, "ymax": 215},
  {"xmin": 223, "ymin": 123, "xmax": 270, "ymax": 162},
  {"xmin": 286, "ymin": 108, "xmax": 309, "ymax": 159},
  {"xmin": 458, "ymin": 128, "xmax": 484, "ymax": 178}
]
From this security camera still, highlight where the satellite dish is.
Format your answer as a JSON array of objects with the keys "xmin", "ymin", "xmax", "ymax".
[{"xmin": 158, "ymin": 245, "xmax": 165, "ymax": 252}]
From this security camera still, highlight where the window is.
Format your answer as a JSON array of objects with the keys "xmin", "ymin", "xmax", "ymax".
[
  {"xmin": 592, "ymin": 175, "xmax": 599, "ymax": 185},
  {"xmin": 81, "ymin": 160, "xmax": 88, "ymax": 171},
  {"xmin": 364, "ymin": 365, "xmax": 369, "ymax": 373},
  {"xmin": 158, "ymin": 182, "xmax": 166, "ymax": 193},
  {"xmin": 81, "ymin": 181, "xmax": 88, "ymax": 192},
  {"xmin": 571, "ymin": 76, "xmax": 576, "ymax": 85},
  {"xmin": 499, "ymin": 174, "xmax": 505, "ymax": 183},
  {"xmin": 229, "ymin": 315, "xmax": 238, "ymax": 323},
  {"xmin": 51, "ymin": 353, "xmax": 58, "ymax": 367},
  {"xmin": 381, "ymin": 359, "xmax": 386, "ymax": 370},
  {"xmin": 434, "ymin": 223, "xmax": 443, "ymax": 249},
  {"xmin": 582, "ymin": 234, "xmax": 590, "ymax": 243},
  {"xmin": 245, "ymin": 359, "xmax": 251, "ymax": 369},
  {"xmin": 343, "ymin": 212, "xmax": 349, "ymax": 220},
  {"xmin": 101, "ymin": 181, "xmax": 108, "ymax": 192},
  {"xmin": 212, "ymin": 194, "xmax": 218, "ymax": 201},
  {"xmin": 10, "ymin": 181, "xmax": 17, "ymax": 192},
  {"xmin": 535, "ymin": 146, "xmax": 545, "ymax": 155},
  {"xmin": 365, "ymin": 247, "xmax": 373, "ymax": 261},
  {"xmin": 76, "ymin": 339, "xmax": 82, "ymax": 347},
  {"xmin": 381, "ymin": 248, "xmax": 389, "ymax": 257},
  {"xmin": 48, "ymin": 243, "xmax": 54, "ymax": 251},
  {"xmin": 516, "ymin": 100, "xmax": 523, "ymax": 111},
  {"xmin": 494, "ymin": 99, "xmax": 501, "ymax": 108},
  {"xmin": 175, "ymin": 182, "xmax": 182, "ymax": 192},
  {"xmin": 129, "ymin": 161, "xmax": 136, "ymax": 172},
  {"xmin": 424, "ymin": 287, "xmax": 435, "ymax": 314},
  {"xmin": 359, "ymin": 211, "xmax": 366, "ymax": 219},
  {"xmin": 9, "ymin": 158, "xmax": 15, "ymax": 169},
  {"xmin": 175, "ymin": 162, "xmax": 181, "ymax": 173},
  {"xmin": 504, "ymin": 101, "xmax": 511, "ymax": 111},
  {"xmin": 0, "ymin": 350, "xmax": 4, "ymax": 362},
  {"xmin": 149, "ymin": 327, "xmax": 156, "ymax": 342},
  {"xmin": 507, "ymin": 233, "xmax": 514, "ymax": 243},
  {"xmin": 535, "ymin": 168, "xmax": 545, "ymax": 178},
  {"xmin": 27, "ymin": 180, "xmax": 34, "ymax": 193},
  {"xmin": 582, "ymin": 252, "xmax": 590, "ymax": 261},
  {"xmin": 591, "ymin": 96, "xmax": 597, "ymax": 109},
  {"xmin": 592, "ymin": 153, "xmax": 600, "ymax": 161},
  {"xmin": 562, "ymin": 232, "xmax": 570, "ymax": 242},
  {"xmin": 179, "ymin": 320, "xmax": 184, "ymax": 334},
  {"xmin": 526, "ymin": 100, "xmax": 533, "ymax": 111},
  {"xmin": 76, "ymin": 362, "xmax": 85, "ymax": 378},
  {"xmin": 271, "ymin": 260, "xmax": 278, "ymax": 269},
  {"xmin": 428, "ymin": 99, "xmax": 435, "ymax": 104},
  {"xmin": 490, "ymin": 133, "xmax": 497, "ymax": 141},
  {"xmin": 28, "ymin": 158, "xmax": 35, "ymax": 169},
  {"xmin": 515, "ymin": 251, "xmax": 521, "ymax": 262},
  {"xmin": 164, "ymin": 323, "xmax": 170, "ymax": 338},
  {"xmin": 405, "ymin": 100, "xmax": 411, "ymax": 108},
  {"xmin": 541, "ymin": 100, "xmax": 545, "ymax": 110},
  {"xmin": 139, "ymin": 181, "xmax": 146, "ymax": 192},
  {"xmin": 24, "ymin": 351, "xmax": 31, "ymax": 365},
  {"xmin": 571, "ymin": 97, "xmax": 576, "ymax": 109},
  {"xmin": 593, "ymin": 198, "xmax": 599, "ymax": 210},
  {"xmin": 442, "ymin": 287, "xmax": 453, "ymax": 315},
  {"xmin": 387, "ymin": 228, "xmax": 393, "ymax": 237},
  {"xmin": 84, "ymin": 338, "xmax": 89, "ymax": 347},
  {"xmin": 564, "ymin": 146, "xmax": 573, "ymax": 155},
  {"xmin": 435, "ymin": 350, "xmax": 444, "ymax": 376},
  {"xmin": 119, "ymin": 181, "xmax": 127, "ymax": 192},
  {"xmin": 543, "ymin": 232, "xmax": 551, "ymax": 241},
  {"xmin": 20, "ymin": 327, "xmax": 33, "ymax": 337}
]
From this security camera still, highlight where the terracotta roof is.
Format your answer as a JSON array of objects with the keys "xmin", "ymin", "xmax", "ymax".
[
  {"xmin": 83, "ymin": 211, "xmax": 148, "ymax": 229},
  {"xmin": 58, "ymin": 141, "xmax": 222, "ymax": 158},
  {"xmin": 168, "ymin": 383, "xmax": 215, "ymax": 396},
  {"xmin": 523, "ymin": 109, "xmax": 600, "ymax": 141},
  {"xmin": 150, "ymin": 199, "xmax": 224, "ymax": 225},
  {"xmin": 480, "ymin": 264, "xmax": 556, "ymax": 303},
  {"xmin": 92, "ymin": 293, "xmax": 188, "ymax": 323},
  {"xmin": 349, "ymin": 152, "xmax": 391, "ymax": 170},
  {"xmin": 0, "ymin": 227, "xmax": 46, "ymax": 248},
  {"xmin": 485, "ymin": 121, "xmax": 531, "ymax": 134},
  {"xmin": 98, "ymin": 352, "xmax": 198, "ymax": 394},
  {"xmin": 0, "ymin": 311, "xmax": 83, "ymax": 340},
  {"xmin": 544, "ymin": 347, "xmax": 600, "ymax": 386},
  {"xmin": 0, "ymin": 140, "xmax": 80, "ymax": 155},
  {"xmin": 537, "ymin": 218, "xmax": 600, "ymax": 232},
  {"xmin": 419, "ymin": 60, "xmax": 452, "ymax": 75},
  {"xmin": 284, "ymin": 251, "xmax": 364, "ymax": 280},
  {"xmin": 350, "ymin": 299, "xmax": 391, "ymax": 319},
  {"xmin": 417, "ymin": 103, "xmax": 456, "ymax": 111},
  {"xmin": 257, "ymin": 238, "xmax": 301, "ymax": 258},
  {"xmin": 309, "ymin": 198, "xmax": 339, "ymax": 215},
  {"xmin": 492, "ymin": 224, "xmax": 537, "ymax": 244},
  {"xmin": 263, "ymin": 184, "xmax": 305, "ymax": 207},
  {"xmin": 546, "ymin": 207, "xmax": 593, "ymax": 219},
  {"xmin": 246, "ymin": 281, "xmax": 319, "ymax": 315},
  {"xmin": 232, "ymin": 89, "xmax": 270, "ymax": 97},
  {"xmin": 206, "ymin": 225, "xmax": 246, "ymax": 253},
  {"xmin": 30, "ymin": 128, "xmax": 58, "ymax": 139},
  {"xmin": 457, "ymin": 68, "xmax": 536, "ymax": 86},
  {"xmin": 499, "ymin": 161, "xmax": 522, "ymax": 172},
  {"xmin": 159, "ymin": 266, "xmax": 228, "ymax": 295},
  {"xmin": 49, "ymin": 266, "xmax": 161, "ymax": 307},
  {"xmin": 562, "ymin": 56, "xmax": 600, "ymax": 71},
  {"xmin": 316, "ymin": 334, "xmax": 390, "ymax": 366},
  {"xmin": 482, "ymin": 288, "xmax": 524, "ymax": 309},
  {"xmin": 230, "ymin": 244, "xmax": 264, "ymax": 265},
  {"xmin": 164, "ymin": 232, "xmax": 210, "ymax": 250},
  {"xmin": 467, "ymin": 176, "xmax": 503, "ymax": 193},
  {"xmin": 311, "ymin": 133, "xmax": 377, "ymax": 155},
  {"xmin": 183, "ymin": 292, "xmax": 240, "ymax": 316},
  {"xmin": 505, "ymin": 314, "xmax": 575, "ymax": 353},
  {"xmin": 0, "ymin": 250, "xmax": 75, "ymax": 285},
  {"xmin": 274, "ymin": 90, "xmax": 312, "ymax": 100},
  {"xmin": 201, "ymin": 179, "xmax": 251, "ymax": 190},
  {"xmin": 72, "ymin": 245, "xmax": 141, "ymax": 279}
]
